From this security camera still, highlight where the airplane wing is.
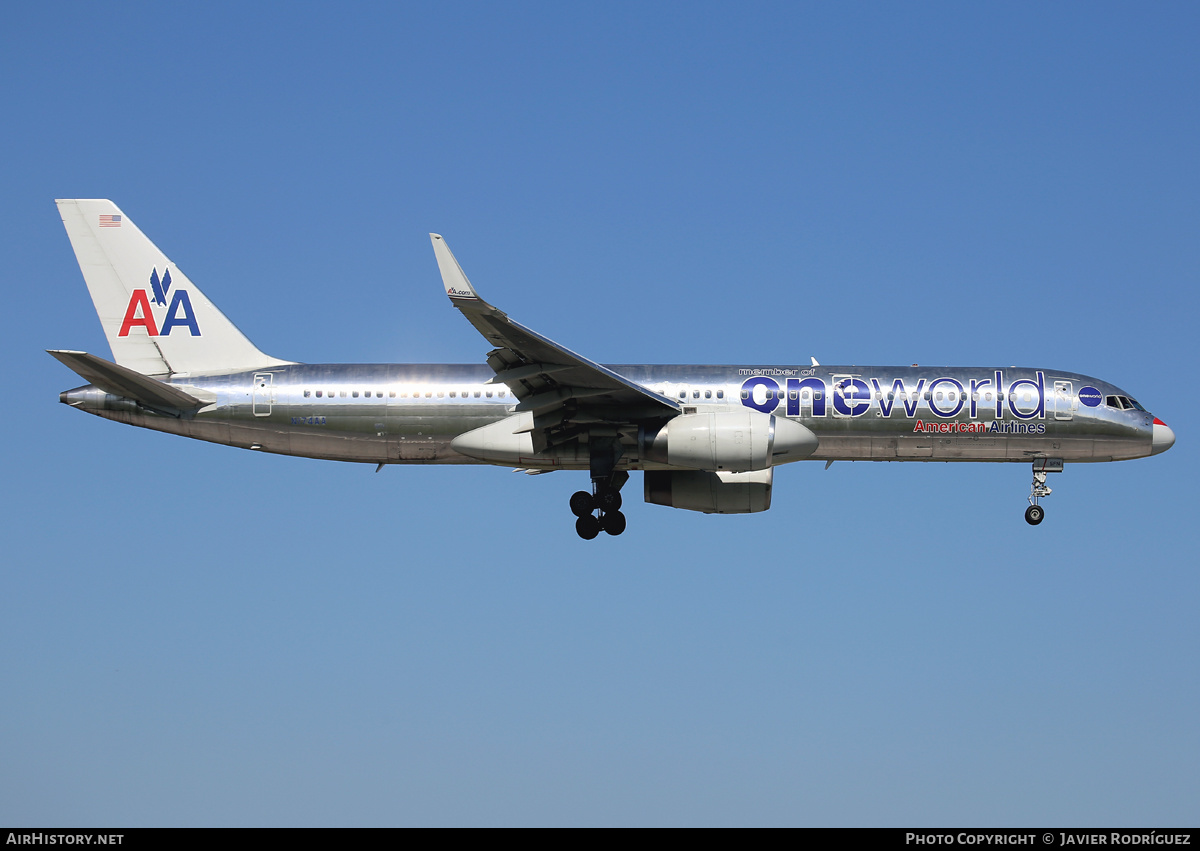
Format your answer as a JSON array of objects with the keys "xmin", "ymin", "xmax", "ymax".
[{"xmin": 430, "ymin": 234, "xmax": 679, "ymax": 451}]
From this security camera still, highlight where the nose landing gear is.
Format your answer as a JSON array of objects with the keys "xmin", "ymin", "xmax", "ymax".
[{"xmin": 1025, "ymin": 458, "xmax": 1062, "ymax": 525}]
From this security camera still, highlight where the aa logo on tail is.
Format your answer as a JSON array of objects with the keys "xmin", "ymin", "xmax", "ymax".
[{"xmin": 118, "ymin": 268, "xmax": 201, "ymax": 337}]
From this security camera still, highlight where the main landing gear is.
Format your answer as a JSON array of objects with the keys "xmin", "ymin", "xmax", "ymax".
[
  {"xmin": 572, "ymin": 438, "xmax": 628, "ymax": 540},
  {"xmin": 1025, "ymin": 458, "xmax": 1062, "ymax": 525},
  {"xmin": 570, "ymin": 484, "xmax": 627, "ymax": 539}
]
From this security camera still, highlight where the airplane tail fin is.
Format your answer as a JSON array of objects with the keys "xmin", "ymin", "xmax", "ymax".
[{"xmin": 56, "ymin": 199, "xmax": 290, "ymax": 376}]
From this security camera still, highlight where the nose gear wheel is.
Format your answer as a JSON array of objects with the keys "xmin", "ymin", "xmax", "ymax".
[{"xmin": 1025, "ymin": 461, "xmax": 1060, "ymax": 525}]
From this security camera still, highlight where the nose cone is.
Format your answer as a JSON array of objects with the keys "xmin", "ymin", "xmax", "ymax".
[{"xmin": 1151, "ymin": 418, "xmax": 1176, "ymax": 456}]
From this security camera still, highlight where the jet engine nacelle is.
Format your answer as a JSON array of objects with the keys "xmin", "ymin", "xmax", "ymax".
[
  {"xmin": 644, "ymin": 469, "xmax": 774, "ymax": 514},
  {"xmin": 641, "ymin": 411, "xmax": 817, "ymax": 472}
]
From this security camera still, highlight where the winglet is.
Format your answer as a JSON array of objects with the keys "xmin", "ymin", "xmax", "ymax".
[{"xmin": 430, "ymin": 234, "xmax": 480, "ymax": 300}]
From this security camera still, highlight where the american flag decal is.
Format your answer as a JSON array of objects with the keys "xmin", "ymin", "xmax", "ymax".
[{"xmin": 99, "ymin": 214, "xmax": 122, "ymax": 227}]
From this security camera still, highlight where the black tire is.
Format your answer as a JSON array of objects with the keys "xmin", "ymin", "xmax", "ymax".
[
  {"xmin": 601, "ymin": 510, "xmax": 627, "ymax": 536},
  {"xmin": 570, "ymin": 491, "xmax": 595, "ymax": 518},
  {"xmin": 1025, "ymin": 505, "xmax": 1045, "ymax": 526},
  {"xmin": 575, "ymin": 515, "xmax": 601, "ymax": 540},
  {"xmin": 597, "ymin": 489, "xmax": 622, "ymax": 512}
]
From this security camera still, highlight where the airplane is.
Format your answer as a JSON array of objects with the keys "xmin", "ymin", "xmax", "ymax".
[{"xmin": 51, "ymin": 199, "xmax": 1176, "ymax": 539}]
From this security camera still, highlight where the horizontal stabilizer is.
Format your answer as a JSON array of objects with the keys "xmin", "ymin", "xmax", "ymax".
[{"xmin": 48, "ymin": 349, "xmax": 210, "ymax": 410}]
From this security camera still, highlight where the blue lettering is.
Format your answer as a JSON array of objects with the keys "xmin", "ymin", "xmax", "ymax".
[
  {"xmin": 988, "ymin": 421, "xmax": 1046, "ymax": 435},
  {"xmin": 869, "ymin": 377, "xmax": 926, "ymax": 418},
  {"xmin": 1007, "ymin": 371, "xmax": 1045, "ymax": 421},
  {"xmin": 740, "ymin": 377, "xmax": 779, "ymax": 414},
  {"xmin": 927, "ymin": 377, "xmax": 965, "ymax": 419},
  {"xmin": 832, "ymin": 378, "xmax": 872, "ymax": 417},
  {"xmin": 969, "ymin": 377, "xmax": 992, "ymax": 419},
  {"xmin": 159, "ymin": 290, "xmax": 201, "ymax": 336},
  {"xmin": 786, "ymin": 377, "xmax": 827, "ymax": 417},
  {"xmin": 901, "ymin": 379, "xmax": 925, "ymax": 417}
]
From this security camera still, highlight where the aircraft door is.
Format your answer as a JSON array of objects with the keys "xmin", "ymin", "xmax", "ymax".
[
  {"xmin": 253, "ymin": 372, "xmax": 275, "ymax": 417},
  {"xmin": 1053, "ymin": 380, "xmax": 1074, "ymax": 421}
]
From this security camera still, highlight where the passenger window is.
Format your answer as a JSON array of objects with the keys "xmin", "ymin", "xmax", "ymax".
[
  {"xmin": 474, "ymin": 391, "xmax": 481, "ymax": 398},
  {"xmin": 693, "ymin": 390, "xmax": 700, "ymax": 399},
  {"xmin": 679, "ymin": 390, "xmax": 687, "ymax": 399},
  {"xmin": 485, "ymin": 390, "xmax": 493, "ymax": 398},
  {"xmin": 499, "ymin": 390, "xmax": 506, "ymax": 398},
  {"xmin": 437, "ymin": 391, "xmax": 444, "ymax": 398},
  {"xmin": 352, "ymin": 391, "xmax": 359, "ymax": 398},
  {"xmin": 741, "ymin": 389, "xmax": 750, "ymax": 399},
  {"xmin": 716, "ymin": 390, "xmax": 724, "ymax": 399},
  {"xmin": 340, "ymin": 390, "xmax": 346, "ymax": 397},
  {"xmin": 705, "ymin": 390, "xmax": 712, "ymax": 399},
  {"xmin": 315, "ymin": 390, "xmax": 322, "ymax": 398},
  {"xmin": 449, "ymin": 391, "xmax": 456, "ymax": 398},
  {"xmin": 304, "ymin": 390, "xmax": 311, "ymax": 398}
]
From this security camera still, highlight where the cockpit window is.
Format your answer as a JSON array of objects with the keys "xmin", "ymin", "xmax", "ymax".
[{"xmin": 1105, "ymin": 395, "xmax": 1142, "ymax": 411}]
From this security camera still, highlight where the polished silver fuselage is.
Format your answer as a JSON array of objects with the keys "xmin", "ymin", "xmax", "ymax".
[{"xmin": 62, "ymin": 363, "xmax": 1159, "ymax": 468}]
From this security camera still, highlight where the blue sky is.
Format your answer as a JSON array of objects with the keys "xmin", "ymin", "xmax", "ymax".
[{"xmin": 2, "ymin": 2, "xmax": 1197, "ymax": 826}]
